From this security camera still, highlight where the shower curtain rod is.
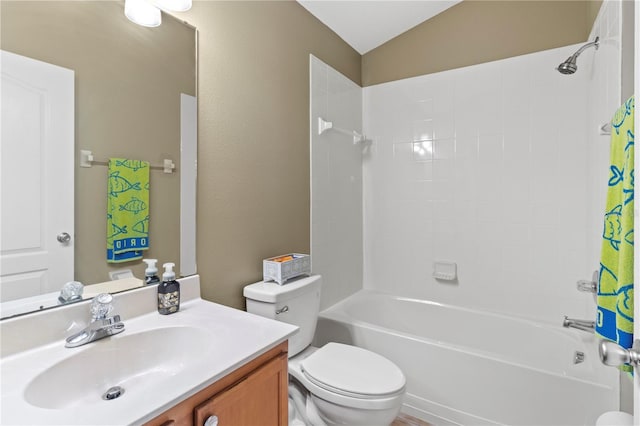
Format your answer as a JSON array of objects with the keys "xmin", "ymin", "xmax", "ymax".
[{"xmin": 318, "ymin": 117, "xmax": 366, "ymax": 144}]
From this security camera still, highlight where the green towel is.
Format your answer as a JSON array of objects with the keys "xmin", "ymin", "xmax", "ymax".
[
  {"xmin": 107, "ymin": 158, "xmax": 150, "ymax": 263},
  {"xmin": 596, "ymin": 96, "xmax": 634, "ymax": 366}
]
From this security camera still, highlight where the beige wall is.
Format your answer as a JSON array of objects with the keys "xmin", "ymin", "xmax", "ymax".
[
  {"xmin": 362, "ymin": 1, "xmax": 596, "ymax": 86},
  {"xmin": 1, "ymin": 1, "xmax": 196, "ymax": 285},
  {"xmin": 588, "ymin": 0, "xmax": 604, "ymax": 30},
  {"xmin": 2, "ymin": 0, "xmax": 595, "ymax": 311},
  {"xmin": 181, "ymin": 1, "xmax": 361, "ymax": 309}
]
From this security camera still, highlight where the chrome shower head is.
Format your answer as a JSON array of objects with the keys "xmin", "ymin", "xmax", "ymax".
[
  {"xmin": 557, "ymin": 55, "xmax": 578, "ymax": 74},
  {"xmin": 556, "ymin": 36, "xmax": 599, "ymax": 75}
]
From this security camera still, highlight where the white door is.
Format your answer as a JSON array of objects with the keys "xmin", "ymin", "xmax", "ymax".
[{"xmin": 0, "ymin": 50, "xmax": 74, "ymax": 302}]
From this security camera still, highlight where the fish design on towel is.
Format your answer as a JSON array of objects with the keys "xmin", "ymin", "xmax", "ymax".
[
  {"xmin": 132, "ymin": 215, "xmax": 149, "ymax": 234},
  {"xmin": 625, "ymin": 129, "xmax": 635, "ymax": 151},
  {"xmin": 602, "ymin": 205, "xmax": 622, "ymax": 251},
  {"xmin": 109, "ymin": 171, "xmax": 141, "ymax": 198},
  {"xmin": 115, "ymin": 159, "xmax": 149, "ymax": 172},
  {"xmin": 599, "ymin": 263, "xmax": 618, "ymax": 297},
  {"xmin": 119, "ymin": 197, "xmax": 147, "ymax": 215},
  {"xmin": 617, "ymin": 285, "xmax": 634, "ymax": 322},
  {"xmin": 108, "ymin": 223, "xmax": 128, "ymax": 238},
  {"xmin": 609, "ymin": 166, "xmax": 624, "ymax": 186},
  {"xmin": 107, "ymin": 223, "xmax": 128, "ymax": 247}
]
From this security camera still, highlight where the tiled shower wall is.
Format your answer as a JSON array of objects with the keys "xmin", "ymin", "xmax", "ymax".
[
  {"xmin": 310, "ymin": 55, "xmax": 363, "ymax": 310},
  {"xmin": 363, "ymin": 44, "xmax": 598, "ymax": 324}
]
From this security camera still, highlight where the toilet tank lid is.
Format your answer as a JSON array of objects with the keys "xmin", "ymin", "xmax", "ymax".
[{"xmin": 243, "ymin": 275, "xmax": 321, "ymax": 303}]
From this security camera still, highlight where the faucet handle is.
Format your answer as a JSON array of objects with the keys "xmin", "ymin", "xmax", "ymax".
[
  {"xmin": 58, "ymin": 281, "xmax": 84, "ymax": 304},
  {"xmin": 576, "ymin": 270, "xmax": 599, "ymax": 293},
  {"xmin": 90, "ymin": 293, "xmax": 114, "ymax": 320},
  {"xmin": 576, "ymin": 279, "xmax": 597, "ymax": 293}
]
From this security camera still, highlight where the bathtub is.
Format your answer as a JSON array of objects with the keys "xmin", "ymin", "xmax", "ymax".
[{"xmin": 313, "ymin": 290, "xmax": 619, "ymax": 426}]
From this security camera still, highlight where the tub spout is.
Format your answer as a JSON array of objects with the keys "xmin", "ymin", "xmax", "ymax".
[{"xmin": 562, "ymin": 316, "xmax": 595, "ymax": 333}]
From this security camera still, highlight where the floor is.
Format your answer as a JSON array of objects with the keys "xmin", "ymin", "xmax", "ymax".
[{"xmin": 392, "ymin": 413, "xmax": 433, "ymax": 426}]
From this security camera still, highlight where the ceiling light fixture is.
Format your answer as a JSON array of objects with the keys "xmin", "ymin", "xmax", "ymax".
[
  {"xmin": 124, "ymin": 0, "xmax": 192, "ymax": 28},
  {"xmin": 125, "ymin": 0, "xmax": 161, "ymax": 27},
  {"xmin": 154, "ymin": 0, "xmax": 192, "ymax": 13}
]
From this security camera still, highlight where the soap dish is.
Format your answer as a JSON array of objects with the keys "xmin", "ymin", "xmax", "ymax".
[{"xmin": 433, "ymin": 261, "xmax": 457, "ymax": 281}]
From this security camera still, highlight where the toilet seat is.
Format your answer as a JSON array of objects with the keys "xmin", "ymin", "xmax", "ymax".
[
  {"xmin": 289, "ymin": 345, "xmax": 405, "ymax": 411},
  {"xmin": 301, "ymin": 343, "xmax": 406, "ymax": 399}
]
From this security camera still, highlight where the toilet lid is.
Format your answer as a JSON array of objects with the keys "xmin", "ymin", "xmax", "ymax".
[{"xmin": 301, "ymin": 343, "xmax": 405, "ymax": 397}]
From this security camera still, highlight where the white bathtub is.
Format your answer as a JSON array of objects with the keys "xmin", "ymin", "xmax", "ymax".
[{"xmin": 314, "ymin": 290, "xmax": 619, "ymax": 426}]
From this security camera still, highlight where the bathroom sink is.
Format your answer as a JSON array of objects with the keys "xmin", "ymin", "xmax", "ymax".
[
  {"xmin": 2, "ymin": 277, "xmax": 298, "ymax": 425},
  {"xmin": 24, "ymin": 326, "xmax": 213, "ymax": 410}
]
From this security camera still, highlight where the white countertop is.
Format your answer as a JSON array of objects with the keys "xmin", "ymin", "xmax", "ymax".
[{"xmin": 0, "ymin": 275, "xmax": 297, "ymax": 425}]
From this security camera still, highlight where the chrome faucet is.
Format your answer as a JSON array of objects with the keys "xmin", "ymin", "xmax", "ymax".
[
  {"xmin": 65, "ymin": 293, "xmax": 125, "ymax": 348},
  {"xmin": 562, "ymin": 316, "xmax": 595, "ymax": 333}
]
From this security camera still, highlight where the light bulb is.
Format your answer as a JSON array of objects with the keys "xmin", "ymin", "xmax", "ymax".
[
  {"xmin": 125, "ymin": 0, "xmax": 162, "ymax": 28},
  {"xmin": 153, "ymin": 0, "xmax": 192, "ymax": 12}
]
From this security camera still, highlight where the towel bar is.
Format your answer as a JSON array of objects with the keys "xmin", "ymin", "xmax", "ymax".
[{"xmin": 80, "ymin": 150, "xmax": 176, "ymax": 173}]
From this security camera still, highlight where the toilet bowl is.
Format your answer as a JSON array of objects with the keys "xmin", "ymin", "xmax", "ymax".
[
  {"xmin": 596, "ymin": 411, "xmax": 633, "ymax": 426},
  {"xmin": 244, "ymin": 275, "xmax": 406, "ymax": 425},
  {"xmin": 289, "ymin": 345, "xmax": 405, "ymax": 425}
]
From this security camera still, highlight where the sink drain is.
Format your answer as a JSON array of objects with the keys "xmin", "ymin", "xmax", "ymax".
[{"xmin": 102, "ymin": 386, "xmax": 125, "ymax": 401}]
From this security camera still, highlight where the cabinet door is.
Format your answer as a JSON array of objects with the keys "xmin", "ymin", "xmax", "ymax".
[{"xmin": 194, "ymin": 353, "xmax": 288, "ymax": 426}]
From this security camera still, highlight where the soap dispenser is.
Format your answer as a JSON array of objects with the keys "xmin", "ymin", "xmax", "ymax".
[
  {"xmin": 158, "ymin": 262, "xmax": 180, "ymax": 315},
  {"xmin": 143, "ymin": 259, "xmax": 160, "ymax": 285}
]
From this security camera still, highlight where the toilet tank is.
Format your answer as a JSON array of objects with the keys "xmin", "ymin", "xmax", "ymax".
[{"xmin": 244, "ymin": 275, "xmax": 321, "ymax": 357}]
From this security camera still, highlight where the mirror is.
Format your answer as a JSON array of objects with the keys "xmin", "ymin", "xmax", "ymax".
[{"xmin": 0, "ymin": 1, "xmax": 197, "ymax": 318}]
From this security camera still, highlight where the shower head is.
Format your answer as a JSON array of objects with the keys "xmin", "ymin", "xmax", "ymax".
[
  {"xmin": 556, "ymin": 37, "xmax": 599, "ymax": 75},
  {"xmin": 557, "ymin": 54, "xmax": 579, "ymax": 74}
]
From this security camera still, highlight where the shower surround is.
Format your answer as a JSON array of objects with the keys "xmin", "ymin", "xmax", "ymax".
[{"xmin": 310, "ymin": 2, "xmax": 625, "ymax": 423}]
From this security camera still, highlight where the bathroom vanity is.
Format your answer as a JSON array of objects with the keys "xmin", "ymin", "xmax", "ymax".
[
  {"xmin": 0, "ymin": 276, "xmax": 297, "ymax": 425},
  {"xmin": 146, "ymin": 341, "xmax": 288, "ymax": 426}
]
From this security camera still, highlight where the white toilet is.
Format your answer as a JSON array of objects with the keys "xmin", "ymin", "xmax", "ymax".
[
  {"xmin": 595, "ymin": 411, "xmax": 633, "ymax": 426},
  {"xmin": 244, "ymin": 275, "xmax": 406, "ymax": 426}
]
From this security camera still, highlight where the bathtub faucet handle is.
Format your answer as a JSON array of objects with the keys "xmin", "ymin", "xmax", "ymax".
[
  {"xmin": 598, "ymin": 339, "xmax": 640, "ymax": 367},
  {"xmin": 576, "ymin": 270, "xmax": 598, "ymax": 293},
  {"xmin": 576, "ymin": 279, "xmax": 597, "ymax": 293}
]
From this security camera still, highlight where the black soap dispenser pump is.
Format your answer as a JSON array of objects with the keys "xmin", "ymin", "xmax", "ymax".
[{"xmin": 158, "ymin": 262, "xmax": 180, "ymax": 315}]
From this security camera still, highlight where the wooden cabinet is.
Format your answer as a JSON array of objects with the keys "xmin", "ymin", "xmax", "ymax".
[{"xmin": 145, "ymin": 341, "xmax": 288, "ymax": 426}]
